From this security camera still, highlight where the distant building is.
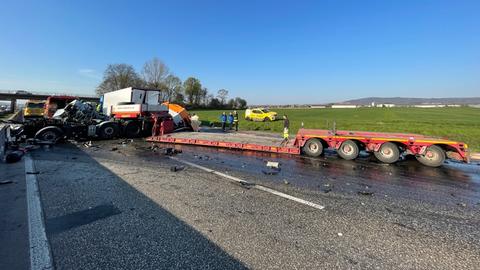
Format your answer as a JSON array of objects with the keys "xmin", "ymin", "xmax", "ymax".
[
  {"xmin": 376, "ymin": 103, "xmax": 395, "ymax": 108},
  {"xmin": 413, "ymin": 104, "xmax": 446, "ymax": 108},
  {"xmin": 331, "ymin": 104, "xmax": 358, "ymax": 109},
  {"xmin": 310, "ymin": 105, "xmax": 326, "ymax": 109}
]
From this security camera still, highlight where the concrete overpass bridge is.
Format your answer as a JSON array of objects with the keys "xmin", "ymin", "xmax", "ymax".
[{"xmin": 0, "ymin": 90, "xmax": 99, "ymax": 113}]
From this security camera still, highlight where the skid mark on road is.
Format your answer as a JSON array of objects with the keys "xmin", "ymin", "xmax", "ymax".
[
  {"xmin": 25, "ymin": 156, "xmax": 54, "ymax": 270},
  {"xmin": 170, "ymin": 156, "xmax": 325, "ymax": 210}
]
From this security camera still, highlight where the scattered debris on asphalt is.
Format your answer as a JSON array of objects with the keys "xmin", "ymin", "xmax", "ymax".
[
  {"xmin": 337, "ymin": 233, "xmax": 343, "ymax": 237},
  {"xmin": 6, "ymin": 150, "xmax": 24, "ymax": 163},
  {"xmin": 266, "ymin": 161, "xmax": 280, "ymax": 169},
  {"xmin": 170, "ymin": 165, "xmax": 185, "ymax": 172},
  {"xmin": 457, "ymin": 202, "xmax": 467, "ymax": 207},
  {"xmin": 164, "ymin": 147, "xmax": 181, "ymax": 156},
  {"xmin": 262, "ymin": 169, "xmax": 279, "ymax": 175},
  {"xmin": 0, "ymin": 180, "xmax": 13, "ymax": 185},
  {"xmin": 283, "ymin": 180, "xmax": 290, "ymax": 185},
  {"xmin": 111, "ymin": 147, "xmax": 118, "ymax": 151},
  {"xmin": 322, "ymin": 183, "xmax": 333, "ymax": 193},
  {"xmin": 357, "ymin": 190, "xmax": 374, "ymax": 196},
  {"xmin": 26, "ymin": 171, "xmax": 40, "ymax": 175}
]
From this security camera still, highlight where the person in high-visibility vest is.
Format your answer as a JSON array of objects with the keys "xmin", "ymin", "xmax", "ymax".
[
  {"xmin": 233, "ymin": 110, "xmax": 239, "ymax": 131},
  {"xmin": 281, "ymin": 115, "xmax": 290, "ymax": 146}
]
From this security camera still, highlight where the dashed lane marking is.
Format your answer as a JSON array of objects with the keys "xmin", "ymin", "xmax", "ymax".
[{"xmin": 170, "ymin": 156, "xmax": 325, "ymax": 210}]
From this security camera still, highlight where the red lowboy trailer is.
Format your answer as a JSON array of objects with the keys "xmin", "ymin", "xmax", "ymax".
[{"xmin": 147, "ymin": 128, "xmax": 469, "ymax": 167}]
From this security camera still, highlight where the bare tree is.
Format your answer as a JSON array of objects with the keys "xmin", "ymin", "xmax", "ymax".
[
  {"xmin": 96, "ymin": 64, "xmax": 144, "ymax": 96},
  {"xmin": 142, "ymin": 57, "xmax": 170, "ymax": 90},
  {"xmin": 217, "ymin": 89, "xmax": 229, "ymax": 105},
  {"xmin": 164, "ymin": 74, "xmax": 182, "ymax": 102}
]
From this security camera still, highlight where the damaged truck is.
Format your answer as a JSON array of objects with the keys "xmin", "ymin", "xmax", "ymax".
[{"xmin": 30, "ymin": 87, "xmax": 191, "ymax": 142}]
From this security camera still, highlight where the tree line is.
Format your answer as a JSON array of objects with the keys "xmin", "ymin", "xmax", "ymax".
[{"xmin": 96, "ymin": 57, "xmax": 247, "ymax": 109}]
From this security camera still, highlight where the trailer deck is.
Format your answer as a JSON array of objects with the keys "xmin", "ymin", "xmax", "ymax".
[{"xmin": 147, "ymin": 129, "xmax": 300, "ymax": 154}]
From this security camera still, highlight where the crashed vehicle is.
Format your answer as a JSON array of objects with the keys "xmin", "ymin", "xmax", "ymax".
[
  {"xmin": 33, "ymin": 97, "xmax": 191, "ymax": 142},
  {"xmin": 33, "ymin": 100, "xmax": 118, "ymax": 142}
]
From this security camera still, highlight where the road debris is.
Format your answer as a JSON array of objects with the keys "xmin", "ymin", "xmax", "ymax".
[
  {"xmin": 26, "ymin": 171, "xmax": 40, "ymax": 175},
  {"xmin": 322, "ymin": 183, "xmax": 333, "ymax": 193},
  {"xmin": 111, "ymin": 147, "xmax": 118, "ymax": 151},
  {"xmin": 337, "ymin": 232, "xmax": 343, "ymax": 237},
  {"xmin": 170, "ymin": 165, "xmax": 185, "ymax": 172},
  {"xmin": 283, "ymin": 180, "xmax": 290, "ymax": 185},
  {"xmin": 164, "ymin": 147, "xmax": 181, "ymax": 155},
  {"xmin": 457, "ymin": 202, "xmax": 467, "ymax": 207},
  {"xmin": 0, "ymin": 180, "xmax": 13, "ymax": 185},
  {"xmin": 357, "ymin": 190, "xmax": 374, "ymax": 196},
  {"xmin": 6, "ymin": 150, "xmax": 24, "ymax": 163},
  {"xmin": 266, "ymin": 161, "xmax": 280, "ymax": 169},
  {"xmin": 262, "ymin": 169, "xmax": 279, "ymax": 175}
]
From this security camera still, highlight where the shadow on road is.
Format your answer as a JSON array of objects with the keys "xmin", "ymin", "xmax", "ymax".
[{"xmin": 31, "ymin": 144, "xmax": 248, "ymax": 270}]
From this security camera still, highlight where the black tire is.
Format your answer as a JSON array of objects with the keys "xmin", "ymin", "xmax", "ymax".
[
  {"xmin": 416, "ymin": 145, "xmax": 445, "ymax": 167},
  {"xmin": 263, "ymin": 117, "xmax": 268, "ymax": 122},
  {"xmin": 302, "ymin": 138, "xmax": 324, "ymax": 157},
  {"xmin": 35, "ymin": 127, "xmax": 63, "ymax": 143},
  {"xmin": 124, "ymin": 121, "xmax": 142, "ymax": 138},
  {"xmin": 374, "ymin": 142, "xmax": 400, "ymax": 164},
  {"xmin": 245, "ymin": 117, "xmax": 250, "ymax": 121},
  {"xmin": 337, "ymin": 140, "xmax": 359, "ymax": 160},
  {"xmin": 98, "ymin": 122, "xmax": 119, "ymax": 139}
]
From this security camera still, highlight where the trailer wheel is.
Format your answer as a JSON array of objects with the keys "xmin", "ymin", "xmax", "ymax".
[
  {"xmin": 337, "ymin": 140, "xmax": 359, "ymax": 160},
  {"xmin": 374, "ymin": 142, "xmax": 400, "ymax": 164},
  {"xmin": 35, "ymin": 127, "xmax": 63, "ymax": 143},
  {"xmin": 124, "ymin": 121, "xmax": 142, "ymax": 138},
  {"xmin": 302, "ymin": 138, "xmax": 324, "ymax": 157},
  {"xmin": 416, "ymin": 145, "xmax": 445, "ymax": 167},
  {"xmin": 98, "ymin": 122, "xmax": 119, "ymax": 139}
]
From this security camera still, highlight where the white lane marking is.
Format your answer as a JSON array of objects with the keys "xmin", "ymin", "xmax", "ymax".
[
  {"xmin": 170, "ymin": 156, "xmax": 325, "ymax": 210},
  {"xmin": 25, "ymin": 156, "xmax": 54, "ymax": 270}
]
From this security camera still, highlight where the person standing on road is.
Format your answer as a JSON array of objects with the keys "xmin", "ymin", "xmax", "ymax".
[
  {"xmin": 233, "ymin": 110, "xmax": 239, "ymax": 131},
  {"xmin": 281, "ymin": 115, "xmax": 290, "ymax": 145},
  {"xmin": 228, "ymin": 112, "xmax": 234, "ymax": 130},
  {"xmin": 220, "ymin": 112, "xmax": 227, "ymax": 131}
]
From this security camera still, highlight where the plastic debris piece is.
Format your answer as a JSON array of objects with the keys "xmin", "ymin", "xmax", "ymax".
[
  {"xmin": 337, "ymin": 233, "xmax": 343, "ymax": 237},
  {"xmin": 266, "ymin": 161, "xmax": 280, "ymax": 168}
]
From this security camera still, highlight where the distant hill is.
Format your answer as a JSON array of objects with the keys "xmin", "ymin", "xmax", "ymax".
[{"xmin": 344, "ymin": 97, "xmax": 480, "ymax": 105}]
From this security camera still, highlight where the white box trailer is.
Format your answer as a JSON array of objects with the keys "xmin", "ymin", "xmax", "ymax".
[{"xmin": 102, "ymin": 87, "xmax": 167, "ymax": 117}]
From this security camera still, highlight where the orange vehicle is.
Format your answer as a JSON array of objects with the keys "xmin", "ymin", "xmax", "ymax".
[{"xmin": 44, "ymin": 96, "xmax": 77, "ymax": 118}]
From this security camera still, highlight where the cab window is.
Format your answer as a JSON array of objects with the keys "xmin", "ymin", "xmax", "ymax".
[
  {"xmin": 252, "ymin": 110, "xmax": 261, "ymax": 114},
  {"xmin": 27, "ymin": 103, "xmax": 45, "ymax": 108}
]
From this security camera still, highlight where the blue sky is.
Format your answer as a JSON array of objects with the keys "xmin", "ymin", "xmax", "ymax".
[{"xmin": 0, "ymin": 0, "xmax": 479, "ymax": 104}]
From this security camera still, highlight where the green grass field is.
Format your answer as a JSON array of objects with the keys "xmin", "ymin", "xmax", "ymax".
[{"xmin": 191, "ymin": 107, "xmax": 480, "ymax": 152}]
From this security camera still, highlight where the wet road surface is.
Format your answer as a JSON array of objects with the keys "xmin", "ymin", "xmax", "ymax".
[{"xmin": 22, "ymin": 139, "xmax": 480, "ymax": 269}]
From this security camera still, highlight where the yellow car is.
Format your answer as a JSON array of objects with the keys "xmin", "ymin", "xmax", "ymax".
[
  {"xmin": 24, "ymin": 100, "xmax": 46, "ymax": 118},
  {"xmin": 245, "ymin": 108, "xmax": 277, "ymax": 122}
]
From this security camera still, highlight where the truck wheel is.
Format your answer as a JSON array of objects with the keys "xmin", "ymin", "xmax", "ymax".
[
  {"xmin": 302, "ymin": 138, "xmax": 323, "ymax": 157},
  {"xmin": 374, "ymin": 142, "xmax": 400, "ymax": 164},
  {"xmin": 98, "ymin": 122, "xmax": 119, "ymax": 139},
  {"xmin": 337, "ymin": 140, "xmax": 359, "ymax": 160},
  {"xmin": 35, "ymin": 127, "xmax": 63, "ymax": 143},
  {"xmin": 416, "ymin": 145, "xmax": 445, "ymax": 167},
  {"xmin": 124, "ymin": 121, "xmax": 142, "ymax": 138},
  {"xmin": 263, "ymin": 117, "xmax": 268, "ymax": 122}
]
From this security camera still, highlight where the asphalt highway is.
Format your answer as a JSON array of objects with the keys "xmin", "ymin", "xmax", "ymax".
[{"xmin": 3, "ymin": 139, "xmax": 479, "ymax": 269}]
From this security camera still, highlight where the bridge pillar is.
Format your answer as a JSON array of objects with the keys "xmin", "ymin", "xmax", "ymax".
[{"xmin": 10, "ymin": 99, "xmax": 16, "ymax": 113}]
